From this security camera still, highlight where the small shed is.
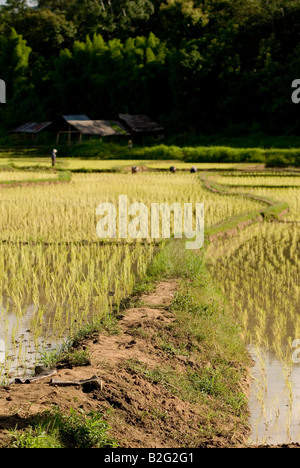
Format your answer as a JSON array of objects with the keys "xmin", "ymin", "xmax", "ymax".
[
  {"xmin": 55, "ymin": 115, "xmax": 89, "ymax": 144},
  {"xmin": 56, "ymin": 115, "xmax": 129, "ymax": 144},
  {"xmin": 11, "ymin": 122, "xmax": 53, "ymax": 140},
  {"xmin": 118, "ymin": 114, "xmax": 164, "ymax": 137}
]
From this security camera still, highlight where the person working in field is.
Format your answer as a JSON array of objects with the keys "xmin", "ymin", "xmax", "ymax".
[{"xmin": 52, "ymin": 149, "xmax": 57, "ymax": 167}]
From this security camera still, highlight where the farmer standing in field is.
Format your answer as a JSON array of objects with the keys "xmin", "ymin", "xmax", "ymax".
[{"xmin": 52, "ymin": 149, "xmax": 57, "ymax": 167}]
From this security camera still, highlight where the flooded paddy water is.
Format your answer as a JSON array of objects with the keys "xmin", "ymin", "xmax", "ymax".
[
  {"xmin": 248, "ymin": 347, "xmax": 300, "ymax": 444},
  {"xmin": 207, "ymin": 222, "xmax": 300, "ymax": 445},
  {"xmin": 0, "ymin": 242, "xmax": 154, "ymax": 383},
  {"xmin": 0, "ymin": 303, "xmax": 61, "ymax": 380}
]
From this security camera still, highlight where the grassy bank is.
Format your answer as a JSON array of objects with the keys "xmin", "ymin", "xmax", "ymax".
[
  {"xmin": 1, "ymin": 139, "xmax": 300, "ymax": 166},
  {"xmin": 48, "ymin": 141, "xmax": 300, "ymax": 166},
  {"xmin": 200, "ymin": 173, "xmax": 290, "ymax": 242}
]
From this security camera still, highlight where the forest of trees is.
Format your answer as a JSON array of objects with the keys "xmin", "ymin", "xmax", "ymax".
[{"xmin": 1, "ymin": 0, "xmax": 300, "ymax": 136}]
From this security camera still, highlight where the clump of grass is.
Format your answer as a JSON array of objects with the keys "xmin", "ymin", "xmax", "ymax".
[
  {"xmin": 9, "ymin": 408, "xmax": 118, "ymax": 449},
  {"xmin": 72, "ymin": 315, "xmax": 121, "ymax": 345},
  {"xmin": 159, "ymin": 340, "xmax": 189, "ymax": 357},
  {"xmin": 9, "ymin": 425, "xmax": 63, "ymax": 449},
  {"xmin": 57, "ymin": 349, "xmax": 92, "ymax": 368},
  {"xmin": 125, "ymin": 358, "xmax": 247, "ymax": 418},
  {"xmin": 41, "ymin": 345, "xmax": 91, "ymax": 369}
]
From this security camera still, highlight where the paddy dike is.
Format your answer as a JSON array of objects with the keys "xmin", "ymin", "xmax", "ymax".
[
  {"xmin": 201, "ymin": 172, "xmax": 290, "ymax": 243},
  {"xmin": 0, "ymin": 170, "xmax": 72, "ymax": 188},
  {"xmin": 0, "ymin": 280, "xmax": 250, "ymax": 449}
]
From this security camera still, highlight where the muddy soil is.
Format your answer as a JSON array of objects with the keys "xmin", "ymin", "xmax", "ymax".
[{"xmin": 0, "ymin": 281, "xmax": 248, "ymax": 448}]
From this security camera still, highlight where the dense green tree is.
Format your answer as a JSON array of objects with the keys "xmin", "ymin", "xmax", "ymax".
[
  {"xmin": 12, "ymin": 9, "xmax": 77, "ymax": 57},
  {"xmin": 1, "ymin": 0, "xmax": 300, "ymax": 133},
  {"xmin": 159, "ymin": 0, "xmax": 209, "ymax": 44},
  {"xmin": 0, "ymin": 28, "xmax": 31, "ymax": 89},
  {"xmin": 50, "ymin": 32, "xmax": 169, "ymax": 117},
  {"xmin": 0, "ymin": 28, "xmax": 44, "ymax": 126},
  {"xmin": 37, "ymin": 0, "xmax": 157, "ymax": 40}
]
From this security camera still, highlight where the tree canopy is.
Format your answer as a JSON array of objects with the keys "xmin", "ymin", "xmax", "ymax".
[{"xmin": 0, "ymin": 0, "xmax": 300, "ymax": 135}]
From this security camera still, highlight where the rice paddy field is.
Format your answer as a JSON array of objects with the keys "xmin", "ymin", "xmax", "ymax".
[
  {"xmin": 0, "ymin": 172, "xmax": 58, "ymax": 181},
  {"xmin": 0, "ymin": 156, "xmax": 245, "ymax": 172},
  {"xmin": 0, "ymin": 157, "xmax": 300, "ymax": 447},
  {"xmin": 205, "ymin": 172, "xmax": 300, "ymax": 445},
  {"xmin": 0, "ymin": 166, "xmax": 262, "ymax": 379}
]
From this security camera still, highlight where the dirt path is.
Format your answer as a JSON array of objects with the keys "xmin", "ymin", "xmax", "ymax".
[{"xmin": 0, "ymin": 280, "xmax": 249, "ymax": 448}]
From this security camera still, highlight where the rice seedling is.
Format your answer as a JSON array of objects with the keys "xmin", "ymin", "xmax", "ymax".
[
  {"xmin": 0, "ymin": 237, "xmax": 156, "ymax": 380},
  {"xmin": 0, "ymin": 172, "xmax": 263, "ymax": 243},
  {"xmin": 1, "ymin": 170, "xmax": 259, "ymax": 380},
  {"xmin": 0, "ymin": 171, "xmax": 58, "ymax": 182},
  {"xmin": 204, "ymin": 170, "xmax": 300, "ymax": 444}
]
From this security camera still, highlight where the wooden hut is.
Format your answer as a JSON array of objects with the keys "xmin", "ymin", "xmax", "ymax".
[
  {"xmin": 55, "ymin": 115, "xmax": 129, "ymax": 144},
  {"xmin": 11, "ymin": 122, "xmax": 53, "ymax": 141},
  {"xmin": 55, "ymin": 115, "xmax": 89, "ymax": 145},
  {"xmin": 118, "ymin": 114, "xmax": 164, "ymax": 138}
]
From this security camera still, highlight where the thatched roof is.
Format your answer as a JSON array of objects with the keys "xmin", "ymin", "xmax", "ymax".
[
  {"xmin": 63, "ymin": 115, "xmax": 90, "ymax": 122},
  {"xmin": 67, "ymin": 120, "xmax": 129, "ymax": 136},
  {"xmin": 119, "ymin": 114, "xmax": 164, "ymax": 135}
]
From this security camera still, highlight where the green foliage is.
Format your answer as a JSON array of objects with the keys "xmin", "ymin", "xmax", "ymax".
[
  {"xmin": 48, "ymin": 31, "xmax": 168, "ymax": 118},
  {"xmin": 46, "ymin": 139, "xmax": 300, "ymax": 165},
  {"xmin": 1, "ymin": 0, "xmax": 300, "ymax": 135},
  {"xmin": 50, "ymin": 408, "xmax": 117, "ymax": 448},
  {"xmin": 9, "ymin": 425, "xmax": 63, "ymax": 448},
  {"xmin": 9, "ymin": 408, "xmax": 118, "ymax": 448},
  {"xmin": 12, "ymin": 9, "xmax": 77, "ymax": 57},
  {"xmin": 0, "ymin": 28, "xmax": 31, "ymax": 87}
]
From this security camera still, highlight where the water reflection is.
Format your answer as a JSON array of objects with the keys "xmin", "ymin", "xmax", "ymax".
[
  {"xmin": 249, "ymin": 346, "xmax": 300, "ymax": 445},
  {"xmin": 0, "ymin": 304, "xmax": 59, "ymax": 382}
]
